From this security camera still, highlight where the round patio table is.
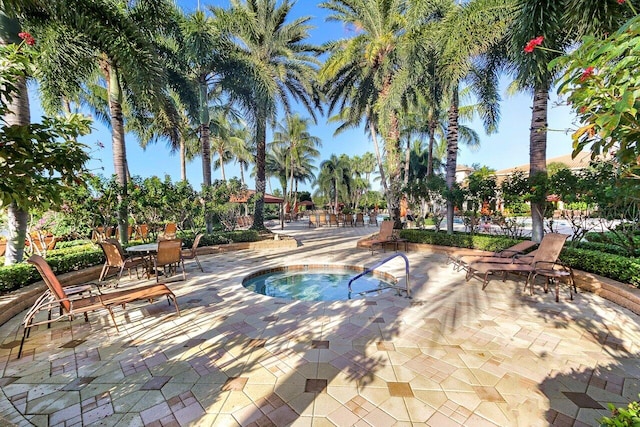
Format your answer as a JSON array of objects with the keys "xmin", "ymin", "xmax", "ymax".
[{"xmin": 126, "ymin": 243, "xmax": 159, "ymax": 279}]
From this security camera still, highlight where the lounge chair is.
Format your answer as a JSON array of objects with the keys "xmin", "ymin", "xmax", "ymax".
[
  {"xmin": 181, "ymin": 233, "xmax": 204, "ymax": 272},
  {"xmin": 19, "ymin": 255, "xmax": 180, "ymax": 357},
  {"xmin": 355, "ymin": 213, "xmax": 365, "ymax": 227},
  {"xmin": 369, "ymin": 221, "xmax": 407, "ymax": 254},
  {"xmin": 98, "ymin": 239, "xmax": 147, "ymax": 284},
  {"xmin": 448, "ymin": 240, "xmax": 538, "ymax": 272},
  {"xmin": 154, "ymin": 239, "xmax": 185, "ymax": 283},
  {"xmin": 466, "ymin": 233, "xmax": 571, "ymax": 299}
]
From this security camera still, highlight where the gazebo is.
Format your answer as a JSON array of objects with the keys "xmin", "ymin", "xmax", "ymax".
[{"xmin": 229, "ymin": 190, "xmax": 286, "ymax": 228}]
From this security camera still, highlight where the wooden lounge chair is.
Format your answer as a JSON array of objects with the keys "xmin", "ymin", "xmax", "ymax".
[
  {"xmin": 181, "ymin": 233, "xmax": 204, "ymax": 272},
  {"xmin": 98, "ymin": 239, "xmax": 146, "ymax": 284},
  {"xmin": 20, "ymin": 255, "xmax": 180, "ymax": 357},
  {"xmin": 466, "ymin": 233, "xmax": 571, "ymax": 299},
  {"xmin": 154, "ymin": 239, "xmax": 185, "ymax": 283},
  {"xmin": 448, "ymin": 240, "xmax": 538, "ymax": 272}
]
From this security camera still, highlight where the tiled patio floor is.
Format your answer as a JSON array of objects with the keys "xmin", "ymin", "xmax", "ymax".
[{"xmin": 0, "ymin": 223, "xmax": 639, "ymax": 426}]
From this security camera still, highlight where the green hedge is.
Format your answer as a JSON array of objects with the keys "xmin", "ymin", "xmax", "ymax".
[
  {"xmin": 0, "ymin": 247, "xmax": 104, "ymax": 293},
  {"xmin": 399, "ymin": 229, "xmax": 526, "ymax": 252},
  {"xmin": 0, "ymin": 230, "xmax": 263, "ymax": 294},
  {"xmin": 401, "ymin": 229, "xmax": 640, "ymax": 287},
  {"xmin": 560, "ymin": 248, "xmax": 640, "ymax": 287}
]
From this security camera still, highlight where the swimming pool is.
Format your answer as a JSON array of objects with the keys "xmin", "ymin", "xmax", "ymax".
[{"xmin": 243, "ymin": 264, "xmax": 397, "ymax": 301}]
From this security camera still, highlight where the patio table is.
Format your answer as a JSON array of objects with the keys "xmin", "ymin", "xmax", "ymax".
[{"xmin": 126, "ymin": 243, "xmax": 159, "ymax": 278}]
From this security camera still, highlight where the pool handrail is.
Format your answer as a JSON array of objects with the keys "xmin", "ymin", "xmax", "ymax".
[{"xmin": 348, "ymin": 253, "xmax": 411, "ymax": 298}]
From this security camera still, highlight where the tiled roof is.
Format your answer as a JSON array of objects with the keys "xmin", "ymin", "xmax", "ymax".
[{"xmin": 494, "ymin": 151, "xmax": 596, "ymax": 176}]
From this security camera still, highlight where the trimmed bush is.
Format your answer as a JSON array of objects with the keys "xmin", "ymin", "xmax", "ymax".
[
  {"xmin": 0, "ymin": 246, "xmax": 104, "ymax": 293},
  {"xmin": 560, "ymin": 248, "xmax": 640, "ymax": 287},
  {"xmin": 399, "ymin": 229, "xmax": 525, "ymax": 252}
]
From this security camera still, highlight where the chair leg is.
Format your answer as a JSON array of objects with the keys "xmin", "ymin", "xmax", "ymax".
[
  {"xmin": 105, "ymin": 306, "xmax": 119, "ymax": 332},
  {"xmin": 99, "ymin": 263, "xmax": 109, "ymax": 281},
  {"xmin": 181, "ymin": 260, "xmax": 186, "ymax": 281},
  {"xmin": 194, "ymin": 255, "xmax": 203, "ymax": 272}
]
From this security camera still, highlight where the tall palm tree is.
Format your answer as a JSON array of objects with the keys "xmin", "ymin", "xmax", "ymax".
[
  {"xmin": 271, "ymin": 114, "xmax": 321, "ymax": 205},
  {"xmin": 227, "ymin": 0, "xmax": 321, "ymax": 230},
  {"xmin": 232, "ymin": 126, "xmax": 255, "ymax": 186},
  {"xmin": 421, "ymin": 0, "xmax": 510, "ymax": 234},
  {"xmin": 320, "ymin": 0, "xmax": 408, "ymax": 227},
  {"xmin": 209, "ymin": 105, "xmax": 244, "ymax": 181},
  {"xmin": 317, "ymin": 154, "xmax": 352, "ymax": 213},
  {"xmin": 32, "ymin": 0, "xmax": 174, "ymax": 243},
  {"xmin": 266, "ymin": 144, "xmax": 290, "ymax": 196},
  {"xmin": 507, "ymin": 0, "xmax": 637, "ymax": 241},
  {"xmin": 1, "ymin": 0, "xmax": 169, "ymax": 258}
]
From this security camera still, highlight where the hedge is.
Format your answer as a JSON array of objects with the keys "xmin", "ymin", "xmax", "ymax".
[
  {"xmin": 400, "ymin": 229, "xmax": 640, "ymax": 287},
  {"xmin": 0, "ymin": 230, "xmax": 263, "ymax": 294}
]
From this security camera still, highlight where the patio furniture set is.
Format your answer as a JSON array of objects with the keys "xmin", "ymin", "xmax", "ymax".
[{"xmin": 308, "ymin": 212, "xmax": 377, "ymax": 228}]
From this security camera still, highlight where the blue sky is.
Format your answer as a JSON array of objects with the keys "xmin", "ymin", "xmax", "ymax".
[{"xmin": 30, "ymin": 0, "xmax": 578, "ymax": 193}]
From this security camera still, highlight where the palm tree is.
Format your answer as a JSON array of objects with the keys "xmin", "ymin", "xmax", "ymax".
[
  {"xmin": 320, "ymin": 0, "xmax": 408, "ymax": 227},
  {"xmin": 316, "ymin": 154, "xmax": 352, "ymax": 214},
  {"xmin": 1, "ymin": 0, "xmax": 170, "ymax": 258},
  {"xmin": 266, "ymin": 145, "xmax": 290, "ymax": 196},
  {"xmin": 209, "ymin": 106, "xmax": 245, "ymax": 181},
  {"xmin": 227, "ymin": 0, "xmax": 321, "ymax": 230},
  {"xmin": 417, "ymin": 0, "xmax": 509, "ymax": 234},
  {"xmin": 32, "ymin": 0, "xmax": 174, "ymax": 243},
  {"xmin": 271, "ymin": 114, "xmax": 321, "ymax": 205},
  {"xmin": 232, "ymin": 126, "xmax": 255, "ymax": 186},
  {"xmin": 506, "ymin": 0, "xmax": 637, "ymax": 241}
]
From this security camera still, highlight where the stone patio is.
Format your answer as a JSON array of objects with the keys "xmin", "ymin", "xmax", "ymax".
[{"xmin": 0, "ymin": 222, "xmax": 639, "ymax": 426}]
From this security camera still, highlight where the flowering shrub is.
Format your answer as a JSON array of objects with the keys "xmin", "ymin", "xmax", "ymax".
[{"xmin": 551, "ymin": 14, "xmax": 640, "ymax": 169}]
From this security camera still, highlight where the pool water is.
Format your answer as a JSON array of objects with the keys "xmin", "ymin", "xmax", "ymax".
[{"xmin": 243, "ymin": 266, "xmax": 396, "ymax": 301}]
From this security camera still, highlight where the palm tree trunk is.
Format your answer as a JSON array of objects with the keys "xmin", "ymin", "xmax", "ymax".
[
  {"xmin": 198, "ymin": 79, "xmax": 212, "ymax": 232},
  {"xmin": 404, "ymin": 137, "xmax": 410, "ymax": 186},
  {"xmin": 219, "ymin": 152, "xmax": 226, "ymax": 181},
  {"xmin": 369, "ymin": 121, "xmax": 393, "ymax": 217},
  {"xmin": 239, "ymin": 160, "xmax": 246, "ymax": 185},
  {"xmin": 107, "ymin": 65, "xmax": 129, "ymax": 244},
  {"xmin": 427, "ymin": 120, "xmax": 437, "ymax": 177},
  {"xmin": 529, "ymin": 83, "xmax": 549, "ymax": 243},
  {"xmin": 445, "ymin": 87, "xmax": 460, "ymax": 235},
  {"xmin": 180, "ymin": 135, "xmax": 186, "ymax": 181},
  {"xmin": 252, "ymin": 112, "xmax": 267, "ymax": 230},
  {"xmin": 1, "ymin": 18, "xmax": 29, "ymax": 265}
]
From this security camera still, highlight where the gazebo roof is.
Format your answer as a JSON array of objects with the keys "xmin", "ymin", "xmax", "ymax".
[{"xmin": 229, "ymin": 190, "xmax": 284, "ymax": 204}]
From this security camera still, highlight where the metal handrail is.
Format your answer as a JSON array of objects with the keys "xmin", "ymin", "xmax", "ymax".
[{"xmin": 348, "ymin": 253, "xmax": 411, "ymax": 298}]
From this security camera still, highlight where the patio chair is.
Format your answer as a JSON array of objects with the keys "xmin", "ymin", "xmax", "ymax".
[
  {"xmin": 20, "ymin": 255, "xmax": 180, "ymax": 358},
  {"xmin": 309, "ymin": 214, "xmax": 318, "ymax": 228},
  {"xmin": 318, "ymin": 213, "xmax": 328, "ymax": 227},
  {"xmin": 154, "ymin": 238, "xmax": 185, "ymax": 283},
  {"xmin": 368, "ymin": 213, "xmax": 377, "ymax": 227},
  {"xmin": 447, "ymin": 240, "xmax": 538, "ymax": 272},
  {"xmin": 355, "ymin": 213, "xmax": 365, "ymax": 227},
  {"xmin": 466, "ymin": 233, "xmax": 571, "ymax": 298},
  {"xmin": 136, "ymin": 223, "xmax": 150, "ymax": 242},
  {"xmin": 181, "ymin": 233, "xmax": 204, "ymax": 272},
  {"xmin": 98, "ymin": 239, "xmax": 146, "ymax": 284},
  {"xmin": 329, "ymin": 214, "xmax": 339, "ymax": 227},
  {"xmin": 115, "ymin": 225, "xmax": 134, "ymax": 241},
  {"xmin": 369, "ymin": 221, "xmax": 407, "ymax": 254},
  {"xmin": 343, "ymin": 213, "xmax": 354, "ymax": 227},
  {"xmin": 159, "ymin": 222, "xmax": 177, "ymax": 240}
]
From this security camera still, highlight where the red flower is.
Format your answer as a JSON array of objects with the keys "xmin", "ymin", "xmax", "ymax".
[
  {"xmin": 524, "ymin": 36, "xmax": 544, "ymax": 53},
  {"xmin": 18, "ymin": 32, "xmax": 35, "ymax": 46},
  {"xmin": 579, "ymin": 66, "xmax": 595, "ymax": 82},
  {"xmin": 618, "ymin": 0, "xmax": 625, "ymax": 4},
  {"xmin": 579, "ymin": 106, "xmax": 588, "ymax": 114}
]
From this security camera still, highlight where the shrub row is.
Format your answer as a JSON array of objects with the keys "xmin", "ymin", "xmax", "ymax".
[
  {"xmin": 400, "ymin": 229, "xmax": 640, "ymax": 287},
  {"xmin": 0, "ymin": 230, "xmax": 263, "ymax": 294},
  {"xmin": 0, "ymin": 247, "xmax": 105, "ymax": 293}
]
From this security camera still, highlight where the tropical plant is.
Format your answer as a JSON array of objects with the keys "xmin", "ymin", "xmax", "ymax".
[
  {"xmin": 319, "ymin": 0, "xmax": 409, "ymax": 227},
  {"xmin": 227, "ymin": 0, "xmax": 321, "ymax": 230},
  {"xmin": 271, "ymin": 114, "xmax": 321, "ymax": 205},
  {"xmin": 316, "ymin": 154, "xmax": 352, "ymax": 213},
  {"xmin": 0, "ymin": 34, "xmax": 91, "ymax": 264}
]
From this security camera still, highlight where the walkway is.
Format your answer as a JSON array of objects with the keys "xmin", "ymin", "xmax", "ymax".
[{"xmin": 0, "ymin": 222, "xmax": 639, "ymax": 426}]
